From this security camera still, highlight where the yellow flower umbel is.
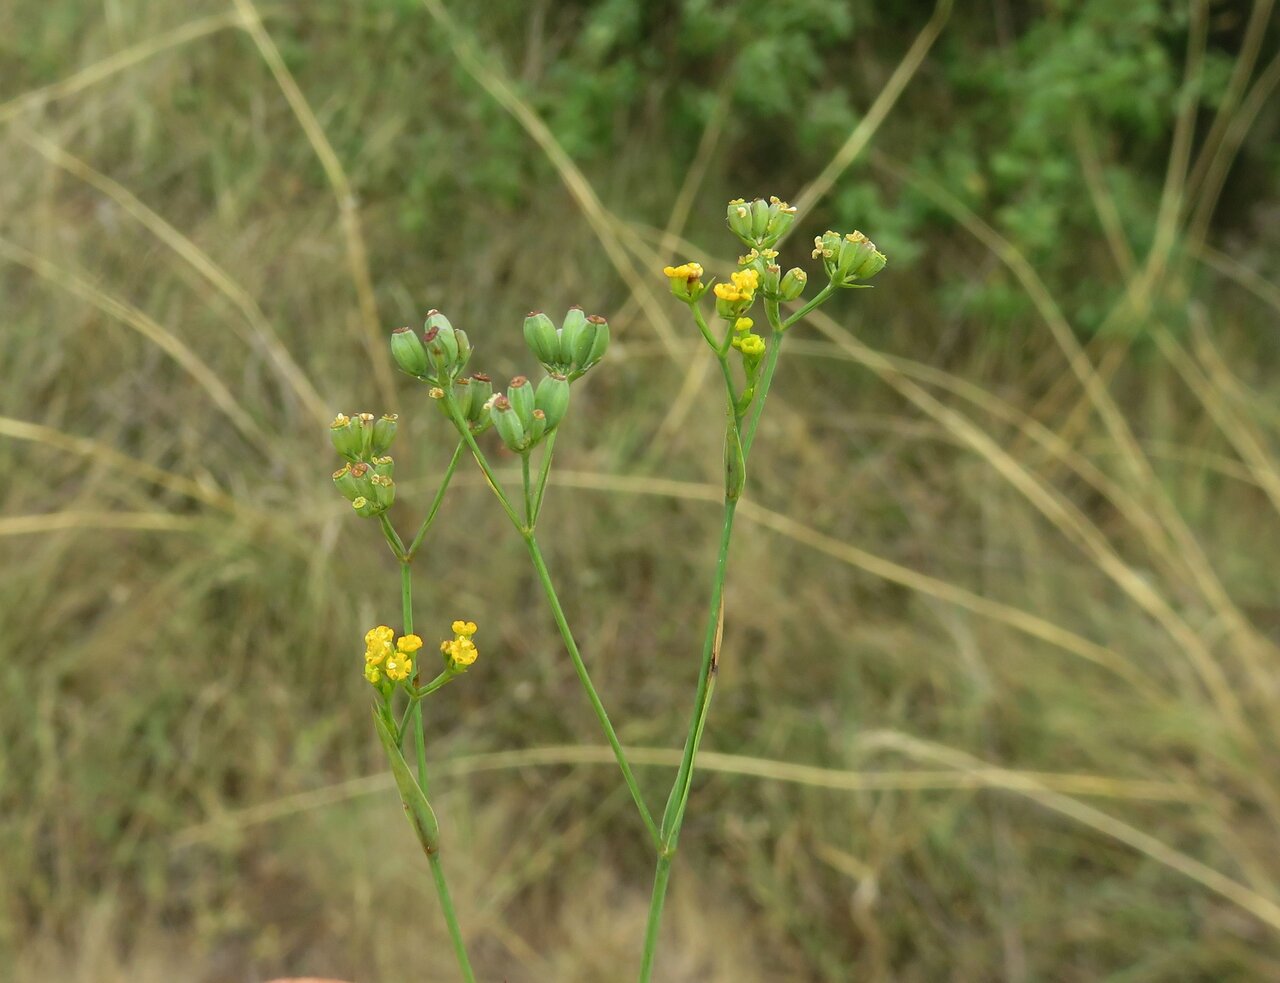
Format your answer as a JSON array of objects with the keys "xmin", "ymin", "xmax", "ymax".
[
  {"xmin": 441, "ymin": 620, "xmax": 479, "ymax": 671},
  {"xmin": 713, "ymin": 268, "xmax": 759, "ymax": 318},
  {"xmin": 663, "ymin": 262, "xmax": 706, "ymax": 303},
  {"xmin": 363, "ymin": 626, "xmax": 421, "ymax": 686}
]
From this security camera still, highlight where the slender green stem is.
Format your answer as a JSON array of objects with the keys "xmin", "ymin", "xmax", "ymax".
[
  {"xmin": 640, "ymin": 285, "xmax": 838, "ymax": 979},
  {"xmin": 531, "ymin": 431, "xmax": 558, "ymax": 522},
  {"xmin": 521, "ymin": 451, "xmax": 534, "ymax": 526},
  {"xmin": 379, "ymin": 514, "xmax": 407, "ymax": 560},
  {"xmin": 524, "ymin": 531, "xmax": 661, "ymax": 849},
  {"xmin": 443, "ymin": 395, "xmax": 524, "ymax": 528},
  {"xmin": 408, "ymin": 439, "xmax": 466, "ymax": 559},
  {"xmin": 689, "ymin": 300, "xmax": 720, "ymax": 351},
  {"xmin": 430, "ymin": 853, "xmax": 477, "ymax": 983},
  {"xmin": 399, "ymin": 543, "xmax": 476, "ymax": 982},
  {"xmin": 657, "ymin": 499, "xmax": 738, "ymax": 842},
  {"xmin": 637, "ymin": 857, "xmax": 672, "ymax": 983}
]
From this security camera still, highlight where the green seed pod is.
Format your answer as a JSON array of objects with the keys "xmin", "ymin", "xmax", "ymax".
[
  {"xmin": 451, "ymin": 377, "xmax": 475, "ymax": 419},
  {"xmin": 524, "ymin": 311, "xmax": 561, "ymax": 367},
  {"xmin": 726, "ymin": 199, "xmax": 753, "ymax": 242},
  {"xmin": 571, "ymin": 314, "xmax": 609, "ymax": 376},
  {"xmin": 371, "ymin": 473, "xmax": 396, "ymax": 509},
  {"xmin": 390, "ymin": 326, "xmax": 430, "ymax": 377},
  {"xmin": 424, "ymin": 310, "xmax": 460, "ymax": 378},
  {"xmin": 528, "ymin": 408, "xmax": 548, "ymax": 445},
  {"xmin": 332, "ymin": 463, "xmax": 361, "ymax": 502},
  {"xmin": 490, "ymin": 394, "xmax": 525, "ymax": 451},
  {"xmin": 764, "ymin": 196, "xmax": 797, "ymax": 244},
  {"xmin": 558, "ymin": 307, "xmax": 588, "ymax": 366},
  {"xmin": 355, "ymin": 413, "xmax": 377, "ymax": 458},
  {"xmin": 349, "ymin": 461, "xmax": 376, "ymax": 501},
  {"xmin": 455, "ymin": 328, "xmax": 473, "ymax": 372},
  {"xmin": 371, "ymin": 413, "xmax": 398, "ymax": 456},
  {"xmin": 778, "ymin": 267, "xmax": 807, "ymax": 302},
  {"xmin": 762, "ymin": 263, "xmax": 782, "ymax": 298},
  {"xmin": 507, "ymin": 376, "xmax": 535, "ymax": 429},
  {"xmin": 852, "ymin": 245, "xmax": 886, "ymax": 280},
  {"xmin": 535, "ymin": 373, "xmax": 571, "ymax": 430},
  {"xmin": 469, "ymin": 373, "xmax": 494, "ymax": 413},
  {"xmin": 749, "ymin": 198, "xmax": 770, "ymax": 239},
  {"xmin": 351, "ymin": 496, "xmax": 380, "ymax": 518},
  {"xmin": 837, "ymin": 234, "xmax": 875, "ymax": 281},
  {"xmin": 724, "ymin": 422, "xmax": 746, "ymax": 501},
  {"xmin": 329, "ymin": 413, "xmax": 363, "ymax": 461},
  {"xmin": 372, "ymin": 456, "xmax": 394, "ymax": 479}
]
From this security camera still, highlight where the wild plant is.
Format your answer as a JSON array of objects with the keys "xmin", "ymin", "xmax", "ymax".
[{"xmin": 327, "ymin": 196, "xmax": 886, "ymax": 980}]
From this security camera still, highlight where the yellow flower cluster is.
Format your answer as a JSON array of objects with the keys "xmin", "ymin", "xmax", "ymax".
[
  {"xmin": 441, "ymin": 620, "xmax": 479, "ymax": 669},
  {"xmin": 712, "ymin": 268, "xmax": 759, "ymax": 303},
  {"xmin": 363, "ymin": 625, "xmax": 422, "ymax": 685},
  {"xmin": 662, "ymin": 262, "xmax": 703, "ymax": 284},
  {"xmin": 733, "ymin": 317, "xmax": 753, "ymax": 333}
]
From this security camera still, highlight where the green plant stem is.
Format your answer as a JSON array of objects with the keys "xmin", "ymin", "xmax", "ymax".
[
  {"xmin": 395, "ymin": 527, "xmax": 476, "ymax": 983},
  {"xmin": 531, "ymin": 431, "xmax": 558, "ymax": 522},
  {"xmin": 408, "ymin": 439, "xmax": 465, "ymax": 559},
  {"xmin": 430, "ymin": 852, "xmax": 475, "ymax": 983},
  {"xmin": 523, "ymin": 531, "xmax": 661, "ymax": 849},
  {"xmin": 443, "ymin": 396, "xmax": 524, "ymax": 528},
  {"xmin": 521, "ymin": 450, "xmax": 534, "ymax": 526},
  {"xmin": 442, "ymin": 393, "xmax": 658, "ymax": 846},
  {"xmin": 637, "ymin": 856, "xmax": 672, "ymax": 982},
  {"xmin": 639, "ymin": 285, "xmax": 837, "ymax": 980},
  {"xmin": 638, "ymin": 498, "xmax": 737, "ymax": 983}
]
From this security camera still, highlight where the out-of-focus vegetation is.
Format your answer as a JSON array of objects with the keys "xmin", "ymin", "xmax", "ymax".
[{"xmin": 2, "ymin": 0, "xmax": 1279, "ymax": 979}]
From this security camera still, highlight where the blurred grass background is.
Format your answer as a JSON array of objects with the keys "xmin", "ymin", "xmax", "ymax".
[{"xmin": 2, "ymin": 0, "xmax": 1279, "ymax": 980}]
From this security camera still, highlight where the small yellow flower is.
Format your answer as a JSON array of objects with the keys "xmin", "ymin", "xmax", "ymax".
[
  {"xmin": 451, "ymin": 620, "xmax": 478, "ymax": 638},
  {"xmin": 731, "ymin": 269, "xmax": 759, "ymax": 293},
  {"xmin": 445, "ymin": 637, "xmax": 478, "ymax": 668},
  {"xmin": 397, "ymin": 634, "xmax": 423, "ymax": 654},
  {"xmin": 366, "ymin": 625, "xmax": 394, "ymax": 646},
  {"xmin": 737, "ymin": 335, "xmax": 766, "ymax": 357},
  {"xmin": 662, "ymin": 262, "xmax": 703, "ymax": 281},
  {"xmin": 385, "ymin": 652, "xmax": 413, "ymax": 682},
  {"xmin": 364, "ymin": 625, "xmax": 395, "ymax": 665},
  {"xmin": 364, "ymin": 663, "xmax": 383, "ymax": 685},
  {"xmin": 734, "ymin": 317, "xmax": 753, "ymax": 333}
]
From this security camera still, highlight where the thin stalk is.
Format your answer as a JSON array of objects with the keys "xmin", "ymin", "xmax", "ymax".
[
  {"xmin": 524, "ymin": 531, "xmax": 661, "ymax": 849},
  {"xmin": 657, "ymin": 499, "xmax": 738, "ymax": 842},
  {"xmin": 430, "ymin": 853, "xmax": 477, "ymax": 983},
  {"xmin": 407, "ymin": 439, "xmax": 465, "ymax": 559},
  {"xmin": 531, "ymin": 431, "xmax": 558, "ymax": 522},
  {"xmin": 521, "ymin": 451, "xmax": 534, "ymax": 526},
  {"xmin": 399, "ymin": 537, "xmax": 476, "ymax": 982},
  {"xmin": 379, "ymin": 514, "xmax": 407, "ymax": 560},
  {"xmin": 443, "ymin": 395, "xmax": 524, "ymax": 528},
  {"xmin": 637, "ymin": 857, "xmax": 673, "ymax": 982},
  {"xmin": 640, "ymin": 284, "xmax": 837, "ymax": 979}
]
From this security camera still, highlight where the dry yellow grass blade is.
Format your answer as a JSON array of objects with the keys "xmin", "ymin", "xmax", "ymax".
[
  {"xmin": 522, "ymin": 468, "xmax": 1149, "ymax": 691},
  {"xmin": 860, "ymin": 729, "xmax": 1280, "ymax": 935},
  {"xmin": 883, "ymin": 165, "xmax": 1274, "ymax": 710},
  {"xmin": 0, "ymin": 416, "xmax": 238, "ymax": 514},
  {"xmin": 0, "ymin": 237, "xmax": 271, "ymax": 455},
  {"xmin": 1158, "ymin": 318, "xmax": 1280, "ymax": 521},
  {"xmin": 801, "ymin": 311, "xmax": 1242, "ymax": 723},
  {"xmin": 0, "ymin": 511, "xmax": 199, "ymax": 537},
  {"xmin": 230, "ymin": 0, "xmax": 395, "ymax": 411},
  {"xmin": 418, "ymin": 0, "xmax": 681, "ymax": 359},
  {"xmin": 172, "ymin": 743, "xmax": 1197, "ymax": 848},
  {"xmin": 0, "ymin": 11, "xmax": 247, "ymax": 125},
  {"xmin": 1197, "ymin": 243, "xmax": 1280, "ymax": 316},
  {"xmin": 15, "ymin": 125, "xmax": 331, "ymax": 426}
]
